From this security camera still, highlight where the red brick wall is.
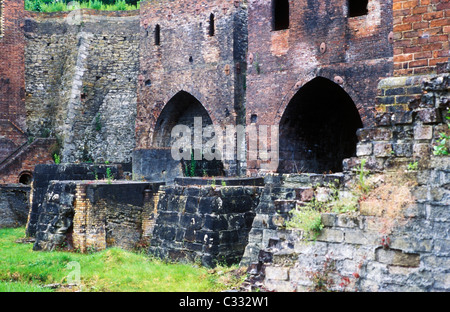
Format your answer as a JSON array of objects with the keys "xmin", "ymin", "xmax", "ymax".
[
  {"xmin": 0, "ymin": 138, "xmax": 56, "ymax": 184},
  {"xmin": 246, "ymin": 0, "xmax": 394, "ymax": 130},
  {"xmin": 393, "ymin": 0, "xmax": 450, "ymax": 76},
  {"xmin": 246, "ymin": 0, "xmax": 394, "ymax": 174},
  {"xmin": 136, "ymin": 0, "xmax": 247, "ymax": 150},
  {"xmin": 0, "ymin": 0, "xmax": 26, "ymax": 129}
]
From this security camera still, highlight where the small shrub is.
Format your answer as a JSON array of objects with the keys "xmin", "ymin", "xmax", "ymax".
[
  {"xmin": 407, "ymin": 161, "xmax": 418, "ymax": 171},
  {"xmin": 433, "ymin": 108, "xmax": 450, "ymax": 156},
  {"xmin": 53, "ymin": 153, "xmax": 61, "ymax": 164},
  {"xmin": 286, "ymin": 201, "xmax": 324, "ymax": 241},
  {"xmin": 106, "ymin": 167, "xmax": 113, "ymax": 184}
]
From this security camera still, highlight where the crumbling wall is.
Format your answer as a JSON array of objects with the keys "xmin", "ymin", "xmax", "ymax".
[
  {"xmin": 0, "ymin": 185, "xmax": 30, "ymax": 228},
  {"xmin": 26, "ymin": 163, "xmax": 124, "ymax": 237},
  {"xmin": 242, "ymin": 72, "xmax": 449, "ymax": 292},
  {"xmin": 24, "ymin": 10, "xmax": 140, "ymax": 164},
  {"xmin": 32, "ymin": 179, "xmax": 162, "ymax": 252},
  {"xmin": 149, "ymin": 180, "xmax": 262, "ymax": 267}
]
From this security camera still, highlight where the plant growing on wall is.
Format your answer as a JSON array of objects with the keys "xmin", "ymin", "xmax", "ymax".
[
  {"xmin": 433, "ymin": 109, "xmax": 450, "ymax": 156},
  {"xmin": 95, "ymin": 113, "xmax": 102, "ymax": 132},
  {"xmin": 286, "ymin": 202, "xmax": 324, "ymax": 241},
  {"xmin": 53, "ymin": 153, "xmax": 61, "ymax": 164}
]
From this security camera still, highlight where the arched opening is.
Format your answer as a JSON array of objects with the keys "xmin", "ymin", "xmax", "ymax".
[
  {"xmin": 277, "ymin": 77, "xmax": 363, "ymax": 174},
  {"xmin": 272, "ymin": 0, "xmax": 290, "ymax": 31},
  {"xmin": 18, "ymin": 172, "xmax": 33, "ymax": 185},
  {"xmin": 153, "ymin": 91, "xmax": 224, "ymax": 177}
]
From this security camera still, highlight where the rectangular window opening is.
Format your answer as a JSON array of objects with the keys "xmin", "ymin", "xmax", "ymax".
[
  {"xmin": 209, "ymin": 13, "xmax": 215, "ymax": 36},
  {"xmin": 348, "ymin": 0, "xmax": 369, "ymax": 18},
  {"xmin": 272, "ymin": 0, "xmax": 290, "ymax": 31},
  {"xmin": 155, "ymin": 24, "xmax": 161, "ymax": 46}
]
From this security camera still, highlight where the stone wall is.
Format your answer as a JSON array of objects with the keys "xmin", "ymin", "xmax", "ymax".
[
  {"xmin": 244, "ymin": 157, "xmax": 449, "ymax": 292},
  {"xmin": 149, "ymin": 178, "xmax": 263, "ymax": 267},
  {"xmin": 241, "ymin": 72, "xmax": 449, "ymax": 292},
  {"xmin": 24, "ymin": 10, "xmax": 140, "ymax": 164},
  {"xmin": 26, "ymin": 163, "xmax": 124, "ymax": 237},
  {"xmin": 0, "ymin": 185, "xmax": 30, "ymax": 228},
  {"xmin": 32, "ymin": 180, "xmax": 162, "ymax": 252}
]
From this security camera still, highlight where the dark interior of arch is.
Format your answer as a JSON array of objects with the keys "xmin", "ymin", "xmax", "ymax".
[
  {"xmin": 277, "ymin": 77, "xmax": 363, "ymax": 174},
  {"xmin": 153, "ymin": 91, "xmax": 224, "ymax": 177},
  {"xmin": 19, "ymin": 173, "xmax": 33, "ymax": 185}
]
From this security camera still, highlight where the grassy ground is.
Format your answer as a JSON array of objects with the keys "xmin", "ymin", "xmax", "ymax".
[
  {"xmin": 25, "ymin": 0, "xmax": 140, "ymax": 13},
  {"xmin": 0, "ymin": 227, "xmax": 247, "ymax": 292}
]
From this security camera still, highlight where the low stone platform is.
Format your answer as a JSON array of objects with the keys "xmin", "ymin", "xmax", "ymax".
[{"xmin": 174, "ymin": 176, "xmax": 264, "ymax": 186}]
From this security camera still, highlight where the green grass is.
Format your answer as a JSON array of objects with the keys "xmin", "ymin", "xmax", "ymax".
[
  {"xmin": 0, "ymin": 227, "xmax": 246, "ymax": 292},
  {"xmin": 25, "ymin": 0, "xmax": 140, "ymax": 13}
]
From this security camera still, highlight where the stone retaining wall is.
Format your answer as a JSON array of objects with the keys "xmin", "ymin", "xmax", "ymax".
[
  {"xmin": 32, "ymin": 180, "xmax": 162, "ymax": 252},
  {"xmin": 149, "ymin": 182, "xmax": 263, "ymax": 267},
  {"xmin": 0, "ymin": 185, "xmax": 30, "ymax": 228}
]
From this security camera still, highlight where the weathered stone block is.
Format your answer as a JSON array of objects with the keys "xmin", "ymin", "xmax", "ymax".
[
  {"xmin": 321, "ymin": 213, "xmax": 336, "ymax": 227},
  {"xmin": 317, "ymin": 228, "xmax": 344, "ymax": 243},
  {"xmin": 375, "ymin": 248, "xmax": 420, "ymax": 267},
  {"xmin": 264, "ymin": 266, "xmax": 289, "ymax": 281},
  {"xmin": 357, "ymin": 143, "xmax": 373, "ymax": 156},
  {"xmin": 374, "ymin": 142, "xmax": 393, "ymax": 157},
  {"xmin": 414, "ymin": 124, "xmax": 433, "ymax": 140}
]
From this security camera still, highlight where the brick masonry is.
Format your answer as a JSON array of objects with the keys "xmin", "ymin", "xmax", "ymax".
[
  {"xmin": 393, "ymin": 0, "xmax": 450, "ymax": 76},
  {"xmin": 149, "ymin": 180, "xmax": 262, "ymax": 267},
  {"xmin": 134, "ymin": 0, "xmax": 248, "ymax": 177},
  {"xmin": 0, "ymin": 0, "xmax": 26, "ymax": 129},
  {"xmin": 33, "ymin": 179, "xmax": 162, "ymax": 252},
  {"xmin": 245, "ymin": 0, "xmax": 395, "ymax": 174}
]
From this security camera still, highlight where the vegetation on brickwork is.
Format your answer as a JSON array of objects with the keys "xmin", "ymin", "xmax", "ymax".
[
  {"xmin": 286, "ymin": 178, "xmax": 360, "ymax": 240},
  {"xmin": 286, "ymin": 202, "xmax": 324, "ymax": 240},
  {"xmin": 53, "ymin": 153, "xmax": 61, "ymax": 164},
  {"xmin": 433, "ymin": 108, "xmax": 450, "ymax": 156},
  {"xmin": 25, "ymin": 0, "xmax": 140, "ymax": 12},
  {"xmin": 407, "ymin": 161, "xmax": 418, "ymax": 171},
  {"xmin": 0, "ymin": 227, "xmax": 246, "ymax": 292},
  {"xmin": 94, "ymin": 113, "xmax": 102, "ymax": 132},
  {"xmin": 287, "ymin": 159, "xmax": 416, "ymax": 244},
  {"xmin": 359, "ymin": 172, "xmax": 417, "ymax": 239}
]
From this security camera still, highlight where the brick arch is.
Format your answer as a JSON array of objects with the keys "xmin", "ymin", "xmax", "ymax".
[
  {"xmin": 151, "ymin": 91, "xmax": 213, "ymax": 147},
  {"xmin": 151, "ymin": 90, "xmax": 225, "ymax": 177},
  {"xmin": 277, "ymin": 76, "xmax": 363, "ymax": 173},
  {"xmin": 274, "ymin": 75, "xmax": 367, "ymax": 128},
  {"xmin": 147, "ymin": 89, "xmax": 220, "ymax": 148}
]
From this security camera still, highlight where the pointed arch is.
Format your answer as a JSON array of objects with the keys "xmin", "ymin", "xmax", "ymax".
[
  {"xmin": 152, "ymin": 91, "xmax": 224, "ymax": 177},
  {"xmin": 277, "ymin": 77, "xmax": 363, "ymax": 173}
]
